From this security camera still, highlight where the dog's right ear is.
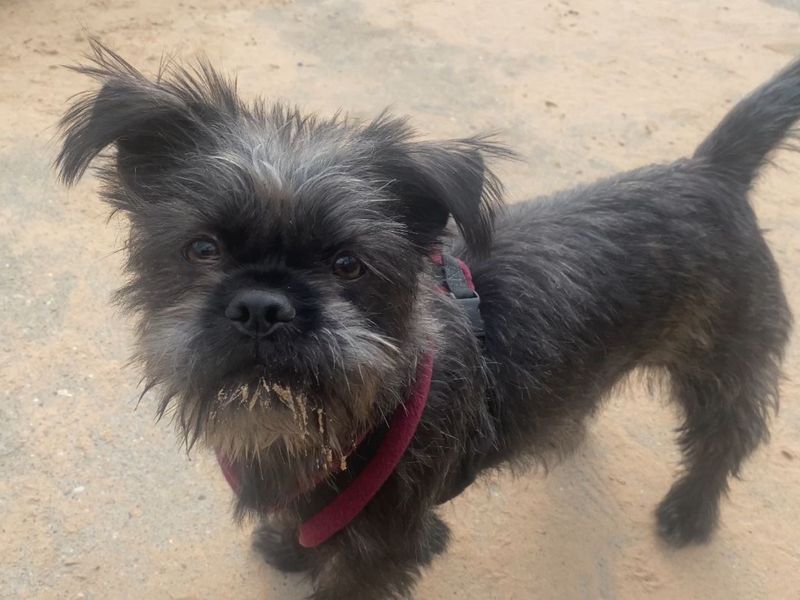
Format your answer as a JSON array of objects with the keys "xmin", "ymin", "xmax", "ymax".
[{"xmin": 55, "ymin": 43, "xmax": 215, "ymax": 190}]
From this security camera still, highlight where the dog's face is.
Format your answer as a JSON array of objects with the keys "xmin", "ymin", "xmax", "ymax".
[{"xmin": 57, "ymin": 45, "xmax": 505, "ymax": 461}]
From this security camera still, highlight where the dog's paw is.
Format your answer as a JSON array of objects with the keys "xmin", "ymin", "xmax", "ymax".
[
  {"xmin": 655, "ymin": 491, "xmax": 718, "ymax": 547},
  {"xmin": 419, "ymin": 514, "xmax": 451, "ymax": 565},
  {"xmin": 253, "ymin": 522, "xmax": 310, "ymax": 573}
]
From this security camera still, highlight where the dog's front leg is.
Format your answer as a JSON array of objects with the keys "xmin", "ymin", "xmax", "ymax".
[
  {"xmin": 307, "ymin": 509, "xmax": 450, "ymax": 600},
  {"xmin": 253, "ymin": 517, "xmax": 312, "ymax": 573}
]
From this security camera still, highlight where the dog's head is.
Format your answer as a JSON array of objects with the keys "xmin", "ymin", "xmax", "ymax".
[{"xmin": 57, "ymin": 43, "xmax": 507, "ymax": 463}]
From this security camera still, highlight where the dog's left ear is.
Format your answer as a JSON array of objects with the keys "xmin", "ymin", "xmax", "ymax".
[{"xmin": 370, "ymin": 130, "xmax": 510, "ymax": 256}]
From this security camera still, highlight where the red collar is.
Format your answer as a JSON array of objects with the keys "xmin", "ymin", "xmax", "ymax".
[
  {"xmin": 217, "ymin": 253, "xmax": 477, "ymax": 547},
  {"xmin": 298, "ymin": 350, "xmax": 433, "ymax": 546},
  {"xmin": 216, "ymin": 353, "xmax": 433, "ymax": 547}
]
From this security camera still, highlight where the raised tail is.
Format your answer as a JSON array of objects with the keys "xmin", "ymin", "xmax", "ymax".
[{"xmin": 694, "ymin": 56, "xmax": 800, "ymax": 187}]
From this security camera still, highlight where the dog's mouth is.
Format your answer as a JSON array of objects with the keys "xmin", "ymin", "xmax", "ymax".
[
  {"xmin": 213, "ymin": 364, "xmax": 310, "ymax": 413},
  {"xmin": 202, "ymin": 362, "xmax": 347, "ymax": 461},
  {"xmin": 181, "ymin": 328, "xmax": 391, "ymax": 456}
]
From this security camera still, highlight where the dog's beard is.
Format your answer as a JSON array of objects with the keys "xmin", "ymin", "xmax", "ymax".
[{"xmin": 135, "ymin": 297, "xmax": 404, "ymax": 465}]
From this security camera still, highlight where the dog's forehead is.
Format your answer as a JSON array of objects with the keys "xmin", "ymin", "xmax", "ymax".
[
  {"xmin": 205, "ymin": 125, "xmax": 385, "ymax": 223},
  {"xmin": 156, "ymin": 125, "xmax": 405, "ymax": 258}
]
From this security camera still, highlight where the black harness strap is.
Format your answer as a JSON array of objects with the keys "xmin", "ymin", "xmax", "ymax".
[
  {"xmin": 433, "ymin": 254, "xmax": 491, "ymax": 504},
  {"xmin": 438, "ymin": 254, "xmax": 485, "ymax": 339}
]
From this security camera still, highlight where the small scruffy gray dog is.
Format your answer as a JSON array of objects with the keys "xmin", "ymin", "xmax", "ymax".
[{"xmin": 57, "ymin": 43, "xmax": 792, "ymax": 599}]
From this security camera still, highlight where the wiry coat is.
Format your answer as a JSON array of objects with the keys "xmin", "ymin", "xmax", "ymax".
[{"xmin": 57, "ymin": 43, "xmax": 793, "ymax": 599}]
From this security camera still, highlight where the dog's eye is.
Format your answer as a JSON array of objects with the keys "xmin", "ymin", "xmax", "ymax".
[
  {"xmin": 332, "ymin": 251, "xmax": 364, "ymax": 280},
  {"xmin": 184, "ymin": 236, "xmax": 222, "ymax": 263}
]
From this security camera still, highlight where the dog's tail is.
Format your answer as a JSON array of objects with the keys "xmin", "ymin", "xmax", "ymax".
[{"xmin": 694, "ymin": 56, "xmax": 800, "ymax": 187}]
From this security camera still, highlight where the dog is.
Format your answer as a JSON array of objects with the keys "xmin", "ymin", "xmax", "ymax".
[{"xmin": 57, "ymin": 42, "xmax": 793, "ymax": 599}]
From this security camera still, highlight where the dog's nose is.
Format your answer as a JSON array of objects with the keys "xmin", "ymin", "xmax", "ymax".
[{"xmin": 225, "ymin": 289, "xmax": 296, "ymax": 337}]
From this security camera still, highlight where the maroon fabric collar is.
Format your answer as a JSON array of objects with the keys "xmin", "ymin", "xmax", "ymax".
[
  {"xmin": 216, "ymin": 352, "xmax": 434, "ymax": 548},
  {"xmin": 298, "ymin": 350, "xmax": 433, "ymax": 547},
  {"xmin": 216, "ymin": 253, "xmax": 476, "ymax": 547}
]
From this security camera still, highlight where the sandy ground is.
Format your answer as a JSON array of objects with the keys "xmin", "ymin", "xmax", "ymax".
[{"xmin": 2, "ymin": 0, "xmax": 800, "ymax": 598}]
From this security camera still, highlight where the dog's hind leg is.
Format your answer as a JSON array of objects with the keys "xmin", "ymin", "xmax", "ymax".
[
  {"xmin": 653, "ymin": 48, "xmax": 800, "ymax": 548},
  {"xmin": 657, "ymin": 305, "xmax": 788, "ymax": 546}
]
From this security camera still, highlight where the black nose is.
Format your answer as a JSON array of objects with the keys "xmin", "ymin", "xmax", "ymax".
[{"xmin": 225, "ymin": 289, "xmax": 296, "ymax": 337}]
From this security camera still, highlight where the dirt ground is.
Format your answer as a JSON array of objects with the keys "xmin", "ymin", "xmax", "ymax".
[{"xmin": 2, "ymin": 0, "xmax": 800, "ymax": 598}]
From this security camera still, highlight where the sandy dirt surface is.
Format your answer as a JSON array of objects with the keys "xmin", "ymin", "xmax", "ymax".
[{"xmin": 2, "ymin": 1, "xmax": 800, "ymax": 598}]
